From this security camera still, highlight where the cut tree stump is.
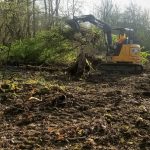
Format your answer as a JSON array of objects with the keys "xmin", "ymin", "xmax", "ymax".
[
  {"xmin": 68, "ymin": 48, "xmax": 96, "ymax": 77},
  {"xmin": 68, "ymin": 51, "xmax": 86, "ymax": 77}
]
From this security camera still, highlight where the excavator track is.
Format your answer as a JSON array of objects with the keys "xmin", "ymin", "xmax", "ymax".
[{"xmin": 98, "ymin": 63, "xmax": 143, "ymax": 74}]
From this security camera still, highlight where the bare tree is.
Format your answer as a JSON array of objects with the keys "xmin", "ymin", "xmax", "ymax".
[
  {"xmin": 96, "ymin": 0, "xmax": 113, "ymax": 23},
  {"xmin": 26, "ymin": 0, "xmax": 31, "ymax": 37},
  {"xmin": 72, "ymin": 0, "xmax": 75, "ymax": 18},
  {"xmin": 44, "ymin": 0, "xmax": 48, "ymax": 24},
  {"xmin": 60, "ymin": 0, "xmax": 82, "ymax": 18},
  {"xmin": 47, "ymin": 0, "xmax": 54, "ymax": 27},
  {"xmin": 32, "ymin": 0, "xmax": 36, "ymax": 37},
  {"xmin": 55, "ymin": 0, "xmax": 60, "ymax": 17}
]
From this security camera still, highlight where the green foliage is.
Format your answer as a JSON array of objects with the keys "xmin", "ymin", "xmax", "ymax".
[
  {"xmin": 10, "ymin": 37, "xmax": 44, "ymax": 64},
  {"xmin": 8, "ymin": 27, "xmax": 76, "ymax": 64},
  {"xmin": 140, "ymin": 51, "xmax": 150, "ymax": 64},
  {"xmin": 0, "ymin": 45, "xmax": 9, "ymax": 63},
  {"xmin": 90, "ymin": 26, "xmax": 106, "ymax": 51},
  {"xmin": 0, "ymin": 1, "xmax": 29, "ymax": 42},
  {"xmin": 39, "ymin": 27, "xmax": 75, "ymax": 63},
  {"xmin": 112, "ymin": 34, "xmax": 117, "ymax": 43},
  {"xmin": 4, "ymin": 25, "xmax": 107, "ymax": 65}
]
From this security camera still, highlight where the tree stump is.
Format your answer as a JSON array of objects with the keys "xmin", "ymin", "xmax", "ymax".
[{"xmin": 68, "ymin": 48, "xmax": 91, "ymax": 77}]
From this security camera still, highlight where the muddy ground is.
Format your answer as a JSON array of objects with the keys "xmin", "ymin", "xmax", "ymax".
[{"xmin": 0, "ymin": 65, "xmax": 150, "ymax": 150}]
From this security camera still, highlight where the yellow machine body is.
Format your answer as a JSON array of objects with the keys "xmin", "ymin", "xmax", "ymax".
[{"xmin": 107, "ymin": 44, "xmax": 142, "ymax": 64}]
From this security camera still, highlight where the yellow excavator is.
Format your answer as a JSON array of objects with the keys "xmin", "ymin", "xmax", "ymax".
[{"xmin": 66, "ymin": 15, "xmax": 143, "ymax": 73}]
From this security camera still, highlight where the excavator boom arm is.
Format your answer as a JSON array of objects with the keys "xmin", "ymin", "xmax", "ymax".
[{"xmin": 66, "ymin": 15, "xmax": 112, "ymax": 47}]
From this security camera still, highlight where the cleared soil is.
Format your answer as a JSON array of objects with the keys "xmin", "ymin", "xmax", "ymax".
[{"xmin": 0, "ymin": 65, "xmax": 150, "ymax": 150}]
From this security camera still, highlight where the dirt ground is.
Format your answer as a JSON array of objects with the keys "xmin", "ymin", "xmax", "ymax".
[{"xmin": 0, "ymin": 65, "xmax": 150, "ymax": 150}]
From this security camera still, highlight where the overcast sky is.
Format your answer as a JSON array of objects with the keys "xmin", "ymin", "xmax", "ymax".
[{"xmin": 82, "ymin": 0, "xmax": 150, "ymax": 14}]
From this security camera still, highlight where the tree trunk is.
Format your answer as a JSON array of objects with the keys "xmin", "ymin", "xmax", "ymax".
[
  {"xmin": 55, "ymin": 0, "xmax": 60, "ymax": 17},
  {"xmin": 68, "ymin": 47, "xmax": 91, "ymax": 77},
  {"xmin": 27, "ymin": 0, "xmax": 31, "ymax": 37},
  {"xmin": 67, "ymin": 0, "xmax": 70, "ymax": 16},
  {"xmin": 72, "ymin": 0, "xmax": 75, "ymax": 18},
  {"xmin": 44, "ymin": 0, "xmax": 48, "ymax": 28},
  {"xmin": 32, "ymin": 0, "xmax": 36, "ymax": 37}
]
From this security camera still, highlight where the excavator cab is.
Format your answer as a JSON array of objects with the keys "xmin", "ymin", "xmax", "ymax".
[{"xmin": 113, "ymin": 28, "xmax": 134, "ymax": 44}]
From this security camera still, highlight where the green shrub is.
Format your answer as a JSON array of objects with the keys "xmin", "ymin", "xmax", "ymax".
[
  {"xmin": 39, "ymin": 28, "xmax": 75, "ymax": 63},
  {"xmin": 0, "ymin": 45, "xmax": 9, "ymax": 64},
  {"xmin": 8, "ymin": 26, "xmax": 75, "ymax": 64},
  {"xmin": 10, "ymin": 38, "xmax": 44, "ymax": 64},
  {"xmin": 1, "ymin": 25, "xmax": 107, "ymax": 65},
  {"xmin": 112, "ymin": 34, "xmax": 118, "ymax": 43},
  {"xmin": 140, "ymin": 51, "xmax": 150, "ymax": 64}
]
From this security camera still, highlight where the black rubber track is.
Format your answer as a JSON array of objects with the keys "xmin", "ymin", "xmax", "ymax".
[{"xmin": 98, "ymin": 63, "xmax": 143, "ymax": 74}]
